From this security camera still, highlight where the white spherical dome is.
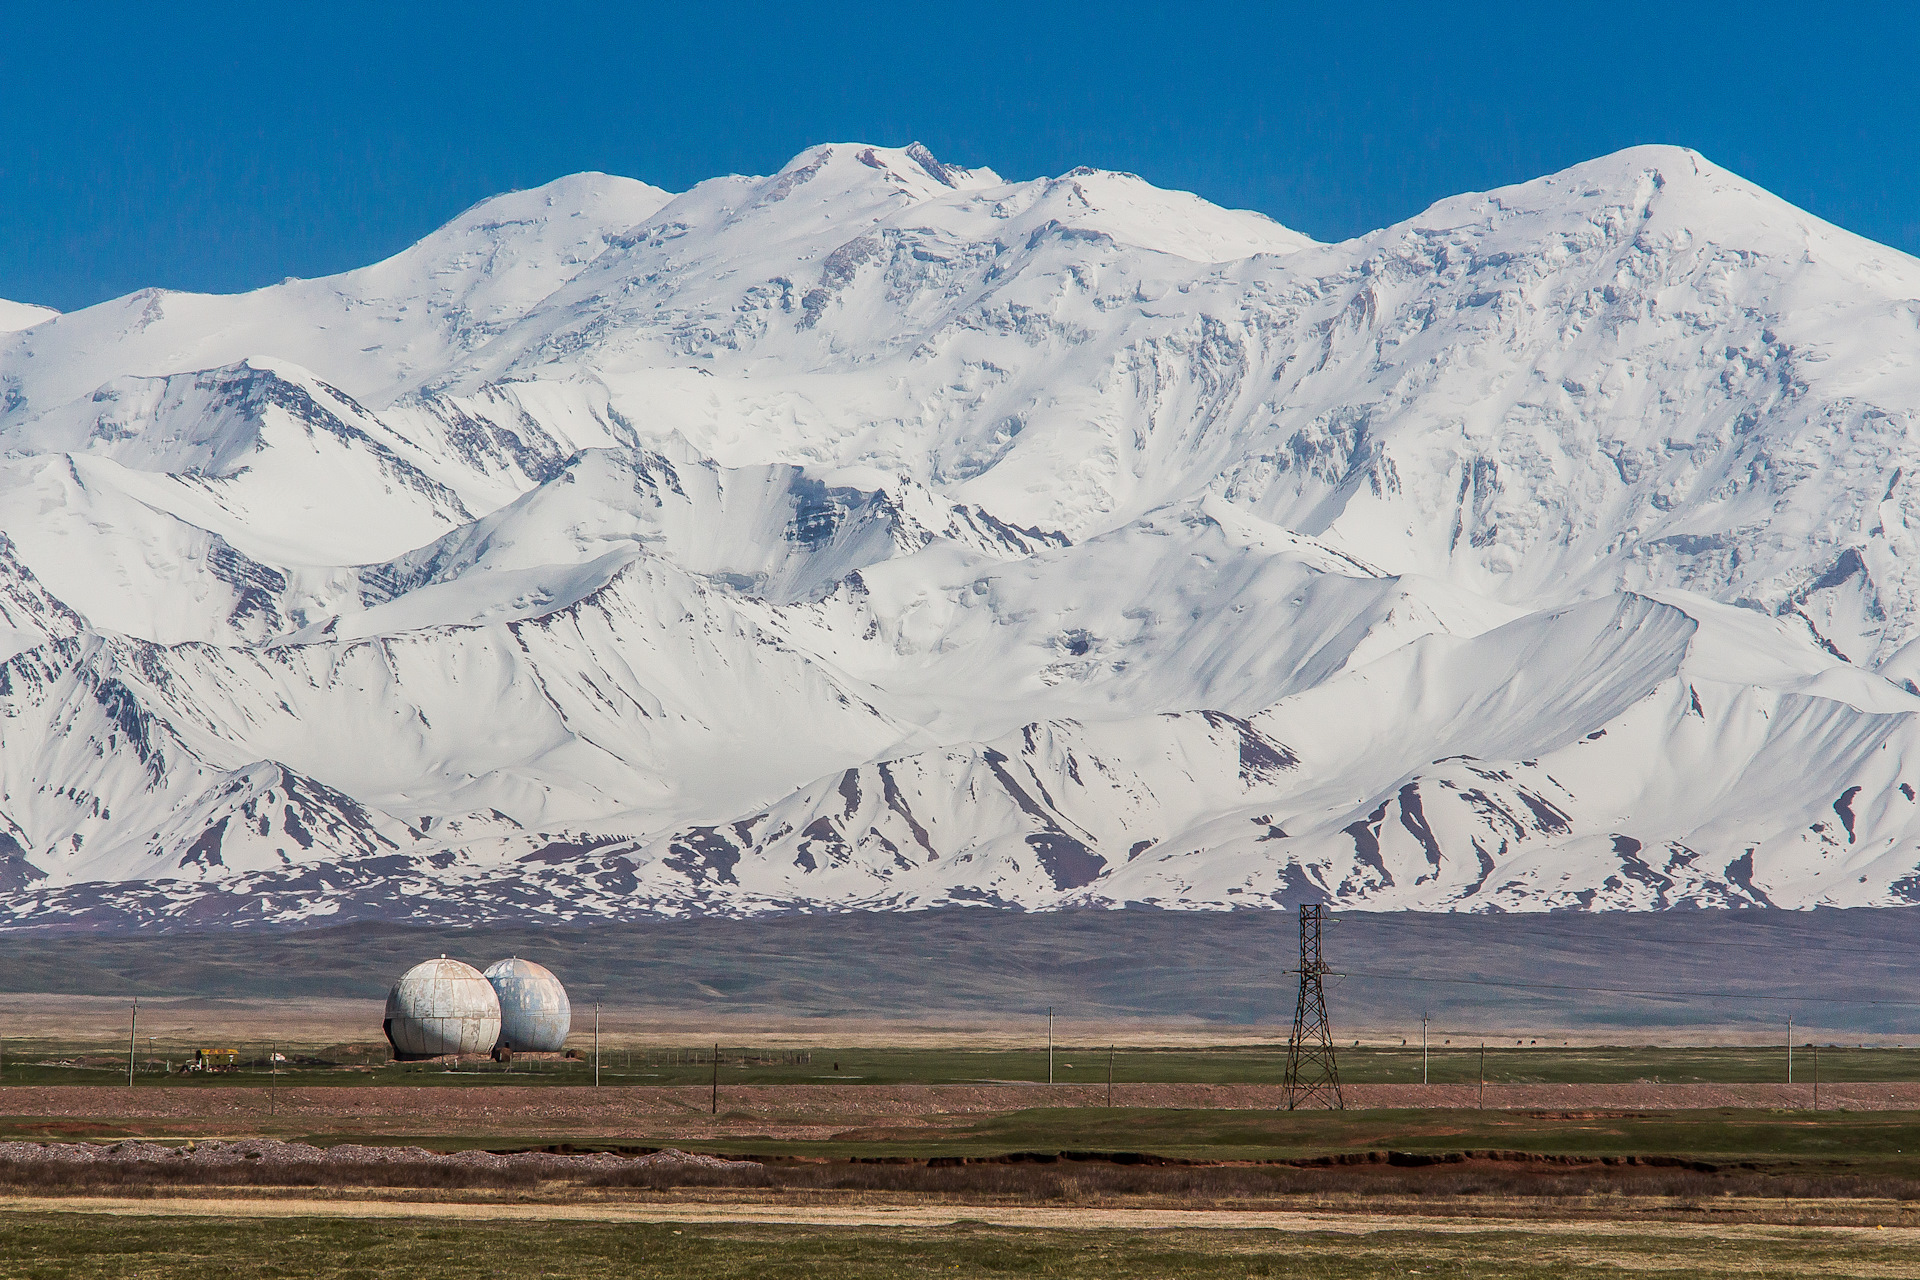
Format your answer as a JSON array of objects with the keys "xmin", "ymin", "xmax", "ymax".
[
  {"xmin": 383, "ymin": 956, "xmax": 501, "ymax": 1059},
  {"xmin": 483, "ymin": 956, "xmax": 572, "ymax": 1052}
]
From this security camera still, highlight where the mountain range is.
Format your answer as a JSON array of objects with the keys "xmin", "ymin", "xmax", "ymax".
[{"xmin": 4, "ymin": 141, "xmax": 1920, "ymax": 928}]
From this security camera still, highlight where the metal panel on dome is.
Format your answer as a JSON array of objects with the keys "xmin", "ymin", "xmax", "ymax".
[
  {"xmin": 383, "ymin": 957, "xmax": 501, "ymax": 1059},
  {"xmin": 483, "ymin": 957, "xmax": 572, "ymax": 1052}
]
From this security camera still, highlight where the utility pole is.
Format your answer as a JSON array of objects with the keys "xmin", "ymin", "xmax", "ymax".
[
  {"xmin": 1787, "ymin": 1015, "xmax": 1793, "ymax": 1085},
  {"xmin": 1479, "ymin": 1042, "xmax": 1486, "ymax": 1109},
  {"xmin": 1047, "ymin": 1008, "xmax": 1054, "ymax": 1085},
  {"xmin": 1108, "ymin": 1045, "xmax": 1115, "ymax": 1108},
  {"xmin": 127, "ymin": 999, "xmax": 137, "ymax": 1087},
  {"xmin": 1812, "ymin": 1044, "xmax": 1820, "ymax": 1112},
  {"xmin": 1421, "ymin": 1011, "xmax": 1430, "ymax": 1086},
  {"xmin": 1282, "ymin": 904, "xmax": 1343, "ymax": 1110},
  {"xmin": 710, "ymin": 1042, "xmax": 719, "ymax": 1115},
  {"xmin": 269, "ymin": 1041, "xmax": 276, "ymax": 1116},
  {"xmin": 594, "ymin": 1003, "xmax": 601, "ymax": 1088}
]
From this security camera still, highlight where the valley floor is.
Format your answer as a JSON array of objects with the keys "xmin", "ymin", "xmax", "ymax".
[
  {"xmin": 9, "ymin": 1204, "xmax": 1920, "ymax": 1280},
  {"xmin": 9, "ymin": 1087, "xmax": 1920, "ymax": 1275},
  {"xmin": 7, "ymin": 1081, "xmax": 1920, "ymax": 1147},
  {"xmin": 10, "ymin": 907, "xmax": 1920, "ymax": 1040}
]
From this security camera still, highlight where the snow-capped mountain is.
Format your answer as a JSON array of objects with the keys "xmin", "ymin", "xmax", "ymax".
[
  {"xmin": 5, "ymin": 141, "xmax": 1920, "ymax": 927},
  {"xmin": 0, "ymin": 300, "xmax": 58, "ymax": 334}
]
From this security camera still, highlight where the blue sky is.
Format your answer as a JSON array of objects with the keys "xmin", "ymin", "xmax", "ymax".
[{"xmin": 3, "ymin": 1, "xmax": 1915, "ymax": 312}]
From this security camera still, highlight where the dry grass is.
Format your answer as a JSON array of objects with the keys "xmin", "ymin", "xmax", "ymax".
[
  {"xmin": 584, "ymin": 1157, "xmax": 1920, "ymax": 1207},
  {"xmin": 4, "ymin": 1204, "xmax": 1920, "ymax": 1278},
  {"xmin": 0, "ymin": 1158, "xmax": 540, "ymax": 1193},
  {"xmin": 0, "ymin": 993, "xmax": 1292, "ymax": 1050},
  {"xmin": 12, "ymin": 1151, "xmax": 1920, "ymax": 1212}
]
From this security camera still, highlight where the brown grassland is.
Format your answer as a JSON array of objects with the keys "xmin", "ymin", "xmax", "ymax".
[{"xmin": 10, "ymin": 1086, "xmax": 1920, "ymax": 1276}]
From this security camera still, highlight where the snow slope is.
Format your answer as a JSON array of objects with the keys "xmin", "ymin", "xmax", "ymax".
[
  {"xmin": 5, "ymin": 141, "xmax": 1920, "ymax": 926},
  {"xmin": 0, "ymin": 300, "xmax": 57, "ymax": 333}
]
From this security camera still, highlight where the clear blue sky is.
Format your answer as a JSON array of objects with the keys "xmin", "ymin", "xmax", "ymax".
[{"xmin": 3, "ymin": 1, "xmax": 1915, "ymax": 313}]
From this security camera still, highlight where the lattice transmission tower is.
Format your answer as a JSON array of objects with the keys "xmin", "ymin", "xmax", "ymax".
[{"xmin": 1282, "ymin": 903, "xmax": 1344, "ymax": 1110}]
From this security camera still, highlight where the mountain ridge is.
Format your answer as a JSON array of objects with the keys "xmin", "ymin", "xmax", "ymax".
[{"xmin": 5, "ymin": 141, "xmax": 1920, "ymax": 927}]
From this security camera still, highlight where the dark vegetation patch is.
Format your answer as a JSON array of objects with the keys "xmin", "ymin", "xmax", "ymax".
[
  {"xmin": 0, "ymin": 1158, "xmax": 540, "ymax": 1192},
  {"xmin": 10, "ymin": 1149, "xmax": 1920, "ymax": 1203}
]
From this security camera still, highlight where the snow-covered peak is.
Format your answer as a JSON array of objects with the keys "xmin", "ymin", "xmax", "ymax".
[
  {"xmin": 772, "ymin": 141, "xmax": 1002, "ymax": 198},
  {"xmin": 615, "ymin": 142, "xmax": 1001, "ymax": 253},
  {"xmin": 336, "ymin": 170, "xmax": 673, "ymax": 336},
  {"xmin": 0, "ymin": 172, "xmax": 671, "ymax": 422},
  {"xmin": 1366, "ymin": 143, "xmax": 1918, "ymax": 282},
  {"xmin": 0, "ymin": 299, "xmax": 57, "ymax": 333},
  {"xmin": 1047, "ymin": 166, "xmax": 1314, "ymax": 261},
  {"xmin": 10, "ymin": 143, "xmax": 1920, "ymax": 925}
]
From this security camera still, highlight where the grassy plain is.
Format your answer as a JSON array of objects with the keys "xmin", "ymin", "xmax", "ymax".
[
  {"xmin": 9, "ymin": 1036, "xmax": 1920, "ymax": 1274},
  {"xmin": 3, "ymin": 1209, "xmax": 1919, "ymax": 1279},
  {"xmin": 6, "ymin": 1102, "xmax": 1920, "ymax": 1169},
  {"xmin": 10, "ymin": 1096, "xmax": 1920, "ymax": 1277},
  {"xmin": 9, "ymin": 911, "xmax": 1920, "ymax": 1271},
  {"xmin": 818, "ymin": 1104, "xmax": 1920, "ymax": 1166},
  {"xmin": 2, "ymin": 1042, "xmax": 1910, "ymax": 1087}
]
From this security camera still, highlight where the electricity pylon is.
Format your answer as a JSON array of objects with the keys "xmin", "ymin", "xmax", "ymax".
[{"xmin": 1282, "ymin": 904, "xmax": 1344, "ymax": 1110}]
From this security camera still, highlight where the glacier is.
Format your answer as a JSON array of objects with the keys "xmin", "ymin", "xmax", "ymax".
[{"xmin": 4, "ymin": 140, "xmax": 1920, "ymax": 926}]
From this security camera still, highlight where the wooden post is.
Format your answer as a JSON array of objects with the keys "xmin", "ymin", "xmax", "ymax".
[
  {"xmin": 127, "ymin": 999, "xmax": 137, "ymax": 1087},
  {"xmin": 711, "ymin": 1042, "xmax": 719, "ymax": 1115},
  {"xmin": 1478, "ymin": 1042, "xmax": 1485, "ymax": 1109}
]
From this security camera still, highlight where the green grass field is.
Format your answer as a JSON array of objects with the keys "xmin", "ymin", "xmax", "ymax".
[
  {"xmin": 6, "ymin": 1105, "xmax": 1914, "ymax": 1171},
  {"xmin": 0, "ymin": 1043, "xmax": 1904, "ymax": 1088},
  {"xmin": 0, "ymin": 1212, "xmax": 1908, "ymax": 1280},
  {"xmin": 709, "ymin": 1104, "xmax": 1920, "ymax": 1165},
  {"xmin": 9, "ymin": 1102, "xmax": 1920, "ymax": 1277}
]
